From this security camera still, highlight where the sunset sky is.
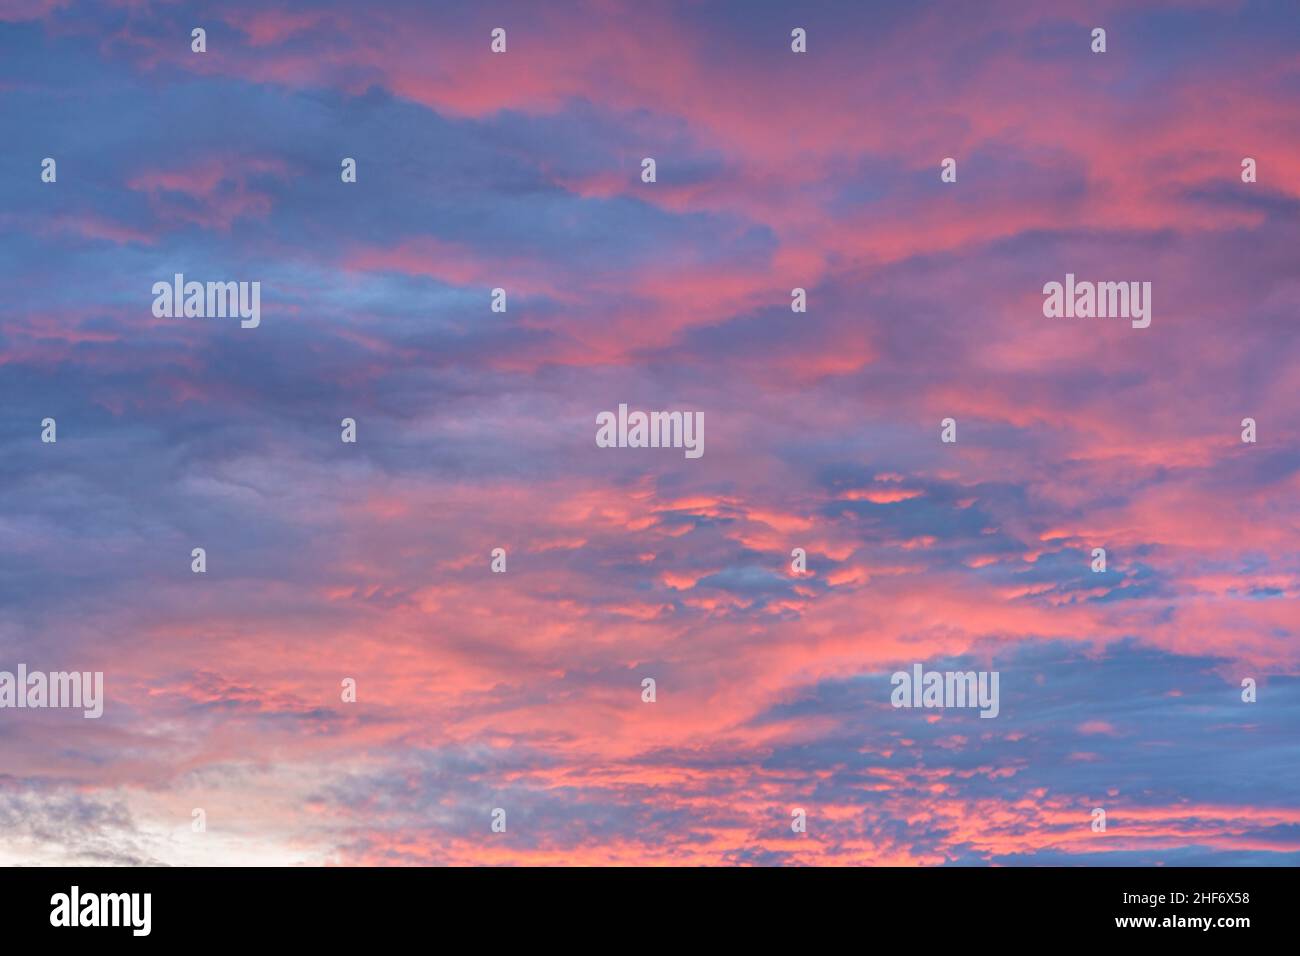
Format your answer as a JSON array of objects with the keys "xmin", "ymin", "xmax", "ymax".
[{"xmin": 1, "ymin": 0, "xmax": 1298, "ymax": 865}]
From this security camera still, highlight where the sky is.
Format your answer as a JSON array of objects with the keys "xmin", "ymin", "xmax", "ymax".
[{"xmin": 1, "ymin": 0, "xmax": 1298, "ymax": 866}]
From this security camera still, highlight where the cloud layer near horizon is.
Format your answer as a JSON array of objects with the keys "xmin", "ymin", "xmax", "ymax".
[{"xmin": 1, "ymin": 0, "xmax": 1298, "ymax": 865}]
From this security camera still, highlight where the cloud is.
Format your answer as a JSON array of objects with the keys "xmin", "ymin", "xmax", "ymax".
[{"xmin": 1, "ymin": 0, "xmax": 1297, "ymax": 865}]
